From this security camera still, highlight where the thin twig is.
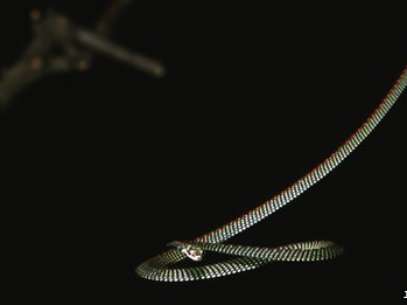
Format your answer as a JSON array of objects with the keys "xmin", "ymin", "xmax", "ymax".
[
  {"xmin": 96, "ymin": 0, "xmax": 132, "ymax": 37},
  {"xmin": 76, "ymin": 28, "xmax": 165, "ymax": 77}
]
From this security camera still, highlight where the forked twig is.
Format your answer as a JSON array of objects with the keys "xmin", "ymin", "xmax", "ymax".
[{"xmin": 0, "ymin": 0, "xmax": 164, "ymax": 108}]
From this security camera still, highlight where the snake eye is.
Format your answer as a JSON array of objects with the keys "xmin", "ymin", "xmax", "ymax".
[{"xmin": 182, "ymin": 246, "xmax": 203, "ymax": 262}]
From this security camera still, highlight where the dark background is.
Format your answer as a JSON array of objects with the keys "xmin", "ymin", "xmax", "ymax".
[{"xmin": 1, "ymin": 1, "xmax": 406, "ymax": 304}]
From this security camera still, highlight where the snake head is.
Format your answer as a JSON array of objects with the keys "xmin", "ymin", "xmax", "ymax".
[
  {"xmin": 181, "ymin": 245, "xmax": 203, "ymax": 262},
  {"xmin": 168, "ymin": 241, "xmax": 204, "ymax": 262}
]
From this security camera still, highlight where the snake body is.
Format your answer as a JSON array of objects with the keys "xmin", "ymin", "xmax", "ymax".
[{"xmin": 136, "ymin": 65, "xmax": 407, "ymax": 282}]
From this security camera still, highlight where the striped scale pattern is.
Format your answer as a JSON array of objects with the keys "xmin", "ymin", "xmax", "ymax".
[{"xmin": 136, "ymin": 65, "xmax": 407, "ymax": 282}]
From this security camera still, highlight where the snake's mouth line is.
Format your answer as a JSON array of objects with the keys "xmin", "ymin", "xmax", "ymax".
[{"xmin": 136, "ymin": 65, "xmax": 407, "ymax": 282}]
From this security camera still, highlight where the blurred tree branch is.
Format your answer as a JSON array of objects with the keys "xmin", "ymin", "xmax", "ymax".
[{"xmin": 0, "ymin": 0, "xmax": 165, "ymax": 109}]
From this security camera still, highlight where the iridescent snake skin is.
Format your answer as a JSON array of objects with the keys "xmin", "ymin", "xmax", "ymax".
[{"xmin": 136, "ymin": 65, "xmax": 407, "ymax": 282}]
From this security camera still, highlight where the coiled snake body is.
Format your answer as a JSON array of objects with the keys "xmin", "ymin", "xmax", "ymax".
[{"xmin": 136, "ymin": 66, "xmax": 407, "ymax": 282}]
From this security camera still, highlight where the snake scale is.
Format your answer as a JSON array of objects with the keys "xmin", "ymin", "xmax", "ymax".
[{"xmin": 136, "ymin": 65, "xmax": 407, "ymax": 282}]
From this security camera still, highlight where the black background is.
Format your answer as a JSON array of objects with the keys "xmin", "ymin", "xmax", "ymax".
[{"xmin": 1, "ymin": 1, "xmax": 406, "ymax": 304}]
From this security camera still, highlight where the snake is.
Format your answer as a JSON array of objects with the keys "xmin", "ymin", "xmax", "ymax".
[{"xmin": 136, "ymin": 65, "xmax": 407, "ymax": 282}]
